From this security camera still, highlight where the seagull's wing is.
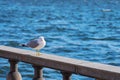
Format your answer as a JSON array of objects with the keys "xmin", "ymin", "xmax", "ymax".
[{"xmin": 27, "ymin": 39, "xmax": 39, "ymax": 48}]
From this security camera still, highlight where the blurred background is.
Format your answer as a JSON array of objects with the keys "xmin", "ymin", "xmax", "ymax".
[{"xmin": 0, "ymin": 0, "xmax": 120, "ymax": 80}]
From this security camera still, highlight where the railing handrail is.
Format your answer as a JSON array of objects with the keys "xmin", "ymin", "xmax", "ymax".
[{"xmin": 0, "ymin": 45, "xmax": 120, "ymax": 80}]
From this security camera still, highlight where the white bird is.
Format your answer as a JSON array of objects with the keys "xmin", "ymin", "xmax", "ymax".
[
  {"xmin": 102, "ymin": 9, "xmax": 112, "ymax": 12},
  {"xmin": 21, "ymin": 36, "xmax": 46, "ymax": 56}
]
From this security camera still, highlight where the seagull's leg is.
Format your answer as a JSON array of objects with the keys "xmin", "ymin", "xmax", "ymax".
[
  {"xmin": 37, "ymin": 50, "xmax": 40, "ymax": 56},
  {"xmin": 36, "ymin": 50, "xmax": 39, "ymax": 56},
  {"xmin": 36, "ymin": 50, "xmax": 41, "ymax": 56},
  {"xmin": 36, "ymin": 50, "xmax": 38, "ymax": 56}
]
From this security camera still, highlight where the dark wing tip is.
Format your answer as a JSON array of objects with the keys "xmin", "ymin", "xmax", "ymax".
[{"xmin": 20, "ymin": 44, "xmax": 27, "ymax": 47}]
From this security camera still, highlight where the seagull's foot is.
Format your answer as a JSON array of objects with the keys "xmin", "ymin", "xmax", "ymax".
[{"xmin": 36, "ymin": 52, "xmax": 42, "ymax": 56}]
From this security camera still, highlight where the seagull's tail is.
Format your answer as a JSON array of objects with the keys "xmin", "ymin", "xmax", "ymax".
[{"xmin": 20, "ymin": 44, "xmax": 28, "ymax": 47}]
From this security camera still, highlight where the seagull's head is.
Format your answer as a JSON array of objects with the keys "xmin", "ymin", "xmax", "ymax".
[{"xmin": 39, "ymin": 36, "xmax": 45, "ymax": 41}]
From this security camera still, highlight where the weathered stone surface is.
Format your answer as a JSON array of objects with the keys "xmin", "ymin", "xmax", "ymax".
[{"xmin": 0, "ymin": 45, "xmax": 120, "ymax": 80}]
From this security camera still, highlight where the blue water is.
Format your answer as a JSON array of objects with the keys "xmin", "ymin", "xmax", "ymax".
[{"xmin": 0, "ymin": 0, "xmax": 120, "ymax": 80}]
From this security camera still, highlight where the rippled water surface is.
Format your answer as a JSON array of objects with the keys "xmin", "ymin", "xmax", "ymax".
[{"xmin": 0, "ymin": 0, "xmax": 120, "ymax": 80}]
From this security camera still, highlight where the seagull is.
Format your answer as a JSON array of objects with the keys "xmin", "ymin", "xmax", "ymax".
[{"xmin": 21, "ymin": 36, "xmax": 46, "ymax": 56}]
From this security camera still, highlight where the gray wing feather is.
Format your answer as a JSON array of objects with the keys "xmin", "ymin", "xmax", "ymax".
[{"xmin": 27, "ymin": 39, "xmax": 39, "ymax": 48}]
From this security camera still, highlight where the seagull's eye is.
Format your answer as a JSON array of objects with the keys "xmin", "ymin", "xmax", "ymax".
[{"xmin": 40, "ymin": 39, "xmax": 43, "ymax": 41}]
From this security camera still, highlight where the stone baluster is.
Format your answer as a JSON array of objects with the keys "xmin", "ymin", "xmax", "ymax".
[
  {"xmin": 7, "ymin": 59, "xmax": 22, "ymax": 80},
  {"xmin": 32, "ymin": 65, "xmax": 43, "ymax": 80},
  {"xmin": 61, "ymin": 71, "xmax": 72, "ymax": 80}
]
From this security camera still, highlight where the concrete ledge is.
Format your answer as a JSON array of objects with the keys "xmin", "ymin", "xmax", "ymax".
[{"xmin": 0, "ymin": 45, "xmax": 120, "ymax": 80}]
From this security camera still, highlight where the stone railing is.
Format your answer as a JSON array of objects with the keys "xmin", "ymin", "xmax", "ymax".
[{"xmin": 0, "ymin": 45, "xmax": 120, "ymax": 80}]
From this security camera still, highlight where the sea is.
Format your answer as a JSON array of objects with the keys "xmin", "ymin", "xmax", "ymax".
[{"xmin": 0, "ymin": 0, "xmax": 120, "ymax": 80}]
